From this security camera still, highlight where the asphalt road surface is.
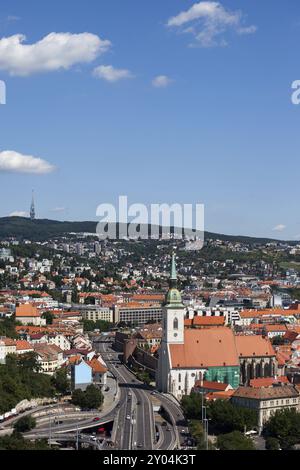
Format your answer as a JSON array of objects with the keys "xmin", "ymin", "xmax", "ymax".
[{"xmin": 95, "ymin": 337, "xmax": 183, "ymax": 450}]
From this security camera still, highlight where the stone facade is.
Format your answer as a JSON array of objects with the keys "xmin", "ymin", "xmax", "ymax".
[{"xmin": 240, "ymin": 357, "xmax": 277, "ymax": 385}]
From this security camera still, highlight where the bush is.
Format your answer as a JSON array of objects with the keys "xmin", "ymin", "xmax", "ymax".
[
  {"xmin": 217, "ymin": 431, "xmax": 255, "ymax": 450},
  {"xmin": 14, "ymin": 415, "xmax": 36, "ymax": 433},
  {"xmin": 265, "ymin": 437, "xmax": 280, "ymax": 450}
]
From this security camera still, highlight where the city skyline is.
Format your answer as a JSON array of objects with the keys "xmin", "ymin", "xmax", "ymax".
[{"xmin": 0, "ymin": 0, "xmax": 300, "ymax": 239}]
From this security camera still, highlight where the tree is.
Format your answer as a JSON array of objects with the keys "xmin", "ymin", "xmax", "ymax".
[
  {"xmin": 42, "ymin": 311, "xmax": 54, "ymax": 325},
  {"xmin": 217, "ymin": 431, "xmax": 255, "ymax": 450},
  {"xmin": 264, "ymin": 408, "xmax": 300, "ymax": 450},
  {"xmin": 137, "ymin": 370, "xmax": 151, "ymax": 385},
  {"xmin": 84, "ymin": 384, "xmax": 104, "ymax": 409},
  {"xmin": 0, "ymin": 431, "xmax": 50, "ymax": 450},
  {"xmin": 0, "ymin": 354, "xmax": 55, "ymax": 414},
  {"xmin": 0, "ymin": 316, "xmax": 17, "ymax": 338},
  {"xmin": 265, "ymin": 437, "xmax": 280, "ymax": 450},
  {"xmin": 82, "ymin": 319, "xmax": 112, "ymax": 333},
  {"xmin": 17, "ymin": 352, "xmax": 41, "ymax": 372},
  {"xmin": 51, "ymin": 368, "xmax": 70, "ymax": 395},
  {"xmin": 207, "ymin": 399, "xmax": 257, "ymax": 434},
  {"xmin": 271, "ymin": 335, "xmax": 285, "ymax": 346},
  {"xmin": 71, "ymin": 384, "xmax": 103, "ymax": 410},
  {"xmin": 181, "ymin": 393, "xmax": 203, "ymax": 420},
  {"xmin": 14, "ymin": 415, "xmax": 36, "ymax": 433},
  {"xmin": 188, "ymin": 419, "xmax": 212, "ymax": 450}
]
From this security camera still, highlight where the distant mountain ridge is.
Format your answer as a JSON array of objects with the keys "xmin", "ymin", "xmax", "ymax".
[{"xmin": 0, "ymin": 216, "xmax": 295, "ymax": 245}]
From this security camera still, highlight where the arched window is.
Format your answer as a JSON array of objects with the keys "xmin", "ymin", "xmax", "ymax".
[{"xmin": 173, "ymin": 317, "xmax": 178, "ymax": 330}]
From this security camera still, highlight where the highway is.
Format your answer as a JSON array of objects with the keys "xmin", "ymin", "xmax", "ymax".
[
  {"xmin": 95, "ymin": 337, "xmax": 184, "ymax": 450},
  {"xmin": 15, "ymin": 335, "xmax": 187, "ymax": 451},
  {"xmin": 95, "ymin": 338, "xmax": 156, "ymax": 450}
]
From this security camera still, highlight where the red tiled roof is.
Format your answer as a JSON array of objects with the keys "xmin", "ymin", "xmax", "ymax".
[
  {"xmin": 235, "ymin": 335, "xmax": 275, "ymax": 358},
  {"xmin": 205, "ymin": 390, "xmax": 234, "ymax": 401},
  {"xmin": 16, "ymin": 340, "xmax": 33, "ymax": 351},
  {"xmin": 86, "ymin": 358, "xmax": 107, "ymax": 373},
  {"xmin": 169, "ymin": 327, "xmax": 239, "ymax": 369},
  {"xmin": 194, "ymin": 380, "xmax": 229, "ymax": 391},
  {"xmin": 233, "ymin": 385, "xmax": 299, "ymax": 400},
  {"xmin": 249, "ymin": 377, "xmax": 290, "ymax": 388},
  {"xmin": 16, "ymin": 303, "xmax": 40, "ymax": 318},
  {"xmin": 193, "ymin": 316, "xmax": 225, "ymax": 327}
]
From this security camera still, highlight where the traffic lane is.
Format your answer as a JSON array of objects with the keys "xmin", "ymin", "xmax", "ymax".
[
  {"xmin": 158, "ymin": 396, "xmax": 189, "ymax": 448},
  {"xmin": 110, "ymin": 365, "xmax": 152, "ymax": 450},
  {"xmin": 105, "ymin": 353, "xmax": 172, "ymax": 450},
  {"xmin": 98, "ymin": 339, "xmax": 172, "ymax": 450},
  {"xmin": 112, "ymin": 366, "xmax": 156, "ymax": 450},
  {"xmin": 114, "ymin": 395, "xmax": 132, "ymax": 449},
  {"xmin": 107, "ymin": 361, "xmax": 133, "ymax": 450},
  {"xmin": 28, "ymin": 413, "xmax": 115, "ymax": 435},
  {"xmin": 133, "ymin": 388, "xmax": 147, "ymax": 450},
  {"xmin": 99, "ymin": 338, "xmax": 183, "ymax": 448}
]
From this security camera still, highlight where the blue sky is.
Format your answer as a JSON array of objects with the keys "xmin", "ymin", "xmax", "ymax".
[{"xmin": 0, "ymin": 0, "xmax": 300, "ymax": 239}]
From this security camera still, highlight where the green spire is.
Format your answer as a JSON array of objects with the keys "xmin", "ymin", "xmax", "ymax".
[
  {"xmin": 165, "ymin": 251, "xmax": 183, "ymax": 307},
  {"xmin": 170, "ymin": 252, "xmax": 177, "ymax": 280}
]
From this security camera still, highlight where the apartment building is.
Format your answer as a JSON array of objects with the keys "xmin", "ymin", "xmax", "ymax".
[
  {"xmin": 114, "ymin": 303, "xmax": 162, "ymax": 326},
  {"xmin": 80, "ymin": 306, "xmax": 113, "ymax": 323}
]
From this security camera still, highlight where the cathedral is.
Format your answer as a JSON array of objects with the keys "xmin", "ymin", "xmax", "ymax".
[{"xmin": 156, "ymin": 254, "xmax": 277, "ymax": 400}]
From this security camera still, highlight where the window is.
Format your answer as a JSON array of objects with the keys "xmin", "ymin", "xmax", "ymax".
[
  {"xmin": 173, "ymin": 317, "xmax": 178, "ymax": 330},
  {"xmin": 178, "ymin": 373, "xmax": 181, "ymax": 382}
]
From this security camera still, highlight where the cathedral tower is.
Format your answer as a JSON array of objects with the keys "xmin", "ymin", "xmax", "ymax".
[
  {"xmin": 162, "ymin": 252, "xmax": 185, "ymax": 344},
  {"xmin": 157, "ymin": 252, "xmax": 185, "ymax": 392}
]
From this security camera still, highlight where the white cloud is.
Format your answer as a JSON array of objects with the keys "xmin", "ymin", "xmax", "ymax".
[
  {"xmin": 273, "ymin": 224, "xmax": 286, "ymax": 232},
  {"xmin": 166, "ymin": 1, "xmax": 256, "ymax": 47},
  {"xmin": 93, "ymin": 65, "xmax": 134, "ymax": 82},
  {"xmin": 0, "ymin": 150, "xmax": 55, "ymax": 174},
  {"xmin": 9, "ymin": 211, "xmax": 28, "ymax": 217},
  {"xmin": 152, "ymin": 75, "xmax": 173, "ymax": 88},
  {"xmin": 0, "ymin": 32, "xmax": 111, "ymax": 76}
]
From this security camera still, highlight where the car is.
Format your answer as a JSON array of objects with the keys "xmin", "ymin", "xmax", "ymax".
[
  {"xmin": 161, "ymin": 421, "xmax": 167, "ymax": 427},
  {"xmin": 93, "ymin": 417, "xmax": 101, "ymax": 422},
  {"xmin": 245, "ymin": 430, "xmax": 258, "ymax": 436},
  {"xmin": 126, "ymin": 415, "xmax": 131, "ymax": 420},
  {"xmin": 137, "ymin": 443, "xmax": 143, "ymax": 448},
  {"xmin": 151, "ymin": 391, "xmax": 156, "ymax": 395},
  {"xmin": 131, "ymin": 379, "xmax": 135, "ymax": 383},
  {"xmin": 91, "ymin": 436, "xmax": 97, "ymax": 441},
  {"xmin": 167, "ymin": 427, "xmax": 171, "ymax": 431},
  {"xmin": 136, "ymin": 401, "xmax": 141, "ymax": 405}
]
